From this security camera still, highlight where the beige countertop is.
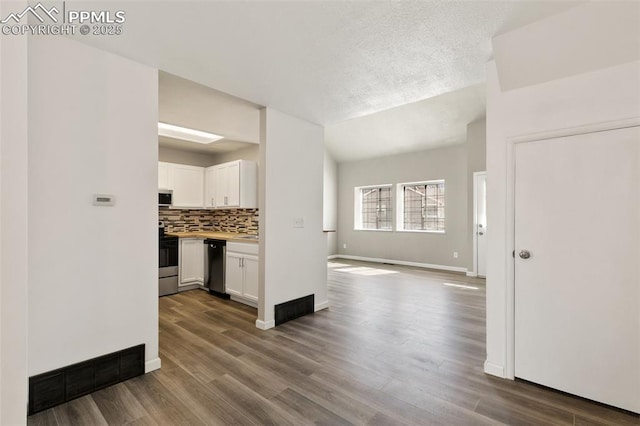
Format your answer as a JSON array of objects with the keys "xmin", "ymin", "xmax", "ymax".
[{"xmin": 166, "ymin": 231, "xmax": 259, "ymax": 244}]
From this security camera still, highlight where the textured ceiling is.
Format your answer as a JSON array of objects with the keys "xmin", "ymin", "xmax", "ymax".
[
  {"xmin": 74, "ymin": 1, "xmax": 575, "ymax": 124},
  {"xmin": 74, "ymin": 1, "xmax": 582, "ymax": 126},
  {"xmin": 326, "ymin": 84, "xmax": 485, "ymax": 162}
]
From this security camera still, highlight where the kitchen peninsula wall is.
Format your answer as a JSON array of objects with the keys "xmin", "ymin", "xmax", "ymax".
[{"xmin": 159, "ymin": 207, "xmax": 259, "ymax": 234}]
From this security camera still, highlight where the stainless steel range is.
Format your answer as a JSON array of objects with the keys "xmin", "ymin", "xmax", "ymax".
[{"xmin": 159, "ymin": 221, "xmax": 178, "ymax": 296}]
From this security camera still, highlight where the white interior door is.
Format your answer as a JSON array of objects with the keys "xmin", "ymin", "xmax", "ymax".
[
  {"xmin": 514, "ymin": 126, "xmax": 639, "ymax": 413},
  {"xmin": 475, "ymin": 173, "xmax": 487, "ymax": 277}
]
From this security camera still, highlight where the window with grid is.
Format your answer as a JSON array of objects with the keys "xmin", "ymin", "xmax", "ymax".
[
  {"xmin": 355, "ymin": 186, "xmax": 392, "ymax": 230},
  {"xmin": 400, "ymin": 181, "xmax": 445, "ymax": 232}
]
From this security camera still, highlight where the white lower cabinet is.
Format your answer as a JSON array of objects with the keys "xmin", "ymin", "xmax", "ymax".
[
  {"xmin": 242, "ymin": 255, "xmax": 259, "ymax": 302},
  {"xmin": 225, "ymin": 252, "xmax": 244, "ymax": 297},
  {"xmin": 179, "ymin": 238, "xmax": 205, "ymax": 287},
  {"xmin": 225, "ymin": 242, "xmax": 259, "ymax": 306}
]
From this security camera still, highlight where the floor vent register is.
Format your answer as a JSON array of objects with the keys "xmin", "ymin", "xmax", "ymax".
[
  {"xmin": 28, "ymin": 344, "xmax": 145, "ymax": 415},
  {"xmin": 274, "ymin": 294, "xmax": 315, "ymax": 326}
]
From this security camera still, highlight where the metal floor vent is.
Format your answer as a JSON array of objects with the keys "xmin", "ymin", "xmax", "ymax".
[
  {"xmin": 274, "ymin": 294, "xmax": 315, "ymax": 326},
  {"xmin": 28, "ymin": 344, "xmax": 145, "ymax": 415}
]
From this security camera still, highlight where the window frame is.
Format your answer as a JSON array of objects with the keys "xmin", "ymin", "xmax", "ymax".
[
  {"xmin": 354, "ymin": 184, "xmax": 393, "ymax": 231},
  {"xmin": 396, "ymin": 179, "xmax": 446, "ymax": 234}
]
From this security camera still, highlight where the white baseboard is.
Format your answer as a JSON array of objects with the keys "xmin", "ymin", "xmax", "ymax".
[
  {"xmin": 327, "ymin": 254, "xmax": 339, "ymax": 260},
  {"xmin": 230, "ymin": 295, "xmax": 257, "ymax": 308},
  {"xmin": 255, "ymin": 319, "xmax": 275, "ymax": 330},
  {"xmin": 335, "ymin": 255, "xmax": 468, "ymax": 274},
  {"xmin": 145, "ymin": 357, "xmax": 161, "ymax": 373},
  {"xmin": 484, "ymin": 360, "xmax": 506, "ymax": 378},
  {"xmin": 178, "ymin": 283, "xmax": 200, "ymax": 292},
  {"xmin": 466, "ymin": 271, "xmax": 477, "ymax": 277},
  {"xmin": 314, "ymin": 300, "xmax": 329, "ymax": 311}
]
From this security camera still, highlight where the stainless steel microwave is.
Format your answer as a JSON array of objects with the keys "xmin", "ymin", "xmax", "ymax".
[{"xmin": 159, "ymin": 189, "xmax": 173, "ymax": 207}]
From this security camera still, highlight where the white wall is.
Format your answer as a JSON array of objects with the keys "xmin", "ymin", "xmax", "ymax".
[
  {"xmin": 493, "ymin": 2, "xmax": 640, "ymax": 91},
  {"xmin": 159, "ymin": 146, "xmax": 217, "ymax": 167},
  {"xmin": 212, "ymin": 144, "xmax": 260, "ymax": 166},
  {"xmin": 159, "ymin": 71, "xmax": 261, "ymax": 144},
  {"xmin": 28, "ymin": 37, "xmax": 159, "ymax": 375},
  {"xmin": 258, "ymin": 108, "xmax": 327, "ymax": 329},
  {"xmin": 159, "ymin": 145, "xmax": 260, "ymax": 167},
  {"xmin": 0, "ymin": 1, "xmax": 29, "ymax": 420},
  {"xmin": 323, "ymin": 149, "xmax": 338, "ymax": 256},
  {"xmin": 486, "ymin": 6, "xmax": 640, "ymax": 378},
  {"xmin": 337, "ymin": 145, "xmax": 469, "ymax": 271}
]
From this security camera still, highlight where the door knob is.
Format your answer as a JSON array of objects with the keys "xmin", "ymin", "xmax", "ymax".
[
  {"xmin": 478, "ymin": 232, "xmax": 484, "ymax": 235},
  {"xmin": 519, "ymin": 250, "xmax": 531, "ymax": 259}
]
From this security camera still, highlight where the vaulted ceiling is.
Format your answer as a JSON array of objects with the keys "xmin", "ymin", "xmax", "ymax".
[{"xmin": 75, "ymin": 1, "xmax": 582, "ymax": 160}]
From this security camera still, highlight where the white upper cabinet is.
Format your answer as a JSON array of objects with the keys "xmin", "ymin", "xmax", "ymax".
[
  {"xmin": 214, "ymin": 165, "xmax": 228, "ymax": 206},
  {"xmin": 158, "ymin": 162, "xmax": 173, "ymax": 190},
  {"xmin": 158, "ymin": 162, "xmax": 205, "ymax": 208},
  {"xmin": 205, "ymin": 160, "xmax": 257, "ymax": 209},
  {"xmin": 226, "ymin": 161, "xmax": 241, "ymax": 206},
  {"xmin": 159, "ymin": 160, "xmax": 256, "ymax": 209},
  {"xmin": 204, "ymin": 166, "xmax": 217, "ymax": 208},
  {"xmin": 170, "ymin": 164, "xmax": 205, "ymax": 208}
]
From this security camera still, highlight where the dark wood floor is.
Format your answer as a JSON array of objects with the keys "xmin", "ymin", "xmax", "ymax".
[{"xmin": 29, "ymin": 260, "xmax": 639, "ymax": 425}]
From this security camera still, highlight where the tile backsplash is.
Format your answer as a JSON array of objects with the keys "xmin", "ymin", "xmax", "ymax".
[{"xmin": 159, "ymin": 208, "xmax": 259, "ymax": 234}]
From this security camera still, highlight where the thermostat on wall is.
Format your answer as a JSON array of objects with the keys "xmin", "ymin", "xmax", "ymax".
[{"xmin": 93, "ymin": 194, "xmax": 115, "ymax": 206}]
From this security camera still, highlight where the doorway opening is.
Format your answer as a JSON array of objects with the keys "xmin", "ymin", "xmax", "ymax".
[{"xmin": 473, "ymin": 171, "xmax": 487, "ymax": 278}]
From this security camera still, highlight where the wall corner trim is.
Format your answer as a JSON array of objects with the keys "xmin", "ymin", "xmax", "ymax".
[
  {"xmin": 314, "ymin": 301, "xmax": 329, "ymax": 311},
  {"xmin": 145, "ymin": 358, "xmax": 162, "ymax": 373},
  {"xmin": 255, "ymin": 319, "xmax": 275, "ymax": 330},
  {"xmin": 335, "ymin": 255, "xmax": 467, "ymax": 274},
  {"xmin": 484, "ymin": 360, "xmax": 507, "ymax": 378}
]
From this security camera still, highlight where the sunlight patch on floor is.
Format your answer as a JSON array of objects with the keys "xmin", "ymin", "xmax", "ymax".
[
  {"xmin": 443, "ymin": 282, "xmax": 478, "ymax": 290},
  {"xmin": 337, "ymin": 266, "xmax": 399, "ymax": 276}
]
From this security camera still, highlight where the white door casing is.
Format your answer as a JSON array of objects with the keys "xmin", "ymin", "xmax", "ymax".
[{"xmin": 514, "ymin": 126, "xmax": 639, "ymax": 413}]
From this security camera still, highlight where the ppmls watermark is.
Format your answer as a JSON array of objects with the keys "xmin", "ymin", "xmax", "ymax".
[{"xmin": 1, "ymin": 2, "xmax": 126, "ymax": 36}]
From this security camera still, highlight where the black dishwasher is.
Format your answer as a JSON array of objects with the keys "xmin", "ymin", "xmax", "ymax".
[{"xmin": 204, "ymin": 239, "xmax": 229, "ymax": 298}]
